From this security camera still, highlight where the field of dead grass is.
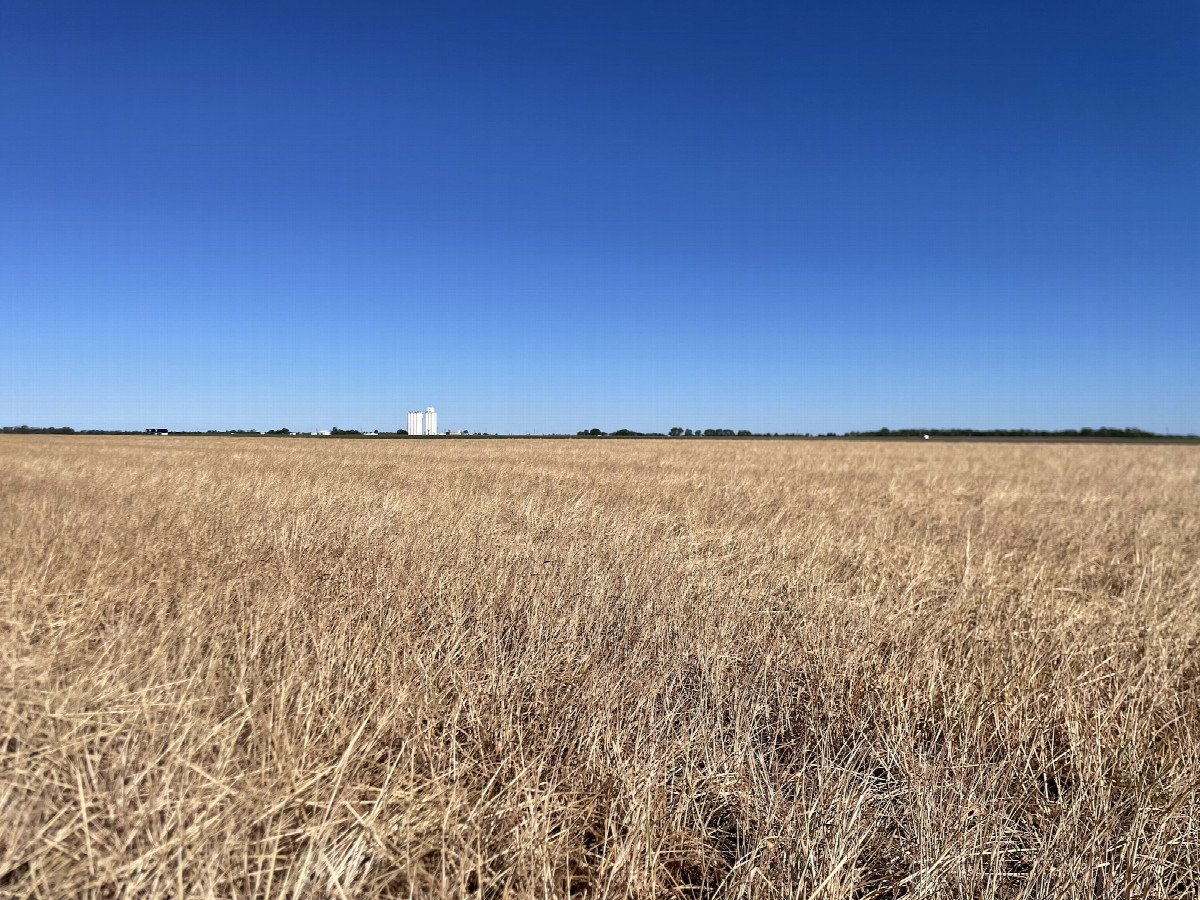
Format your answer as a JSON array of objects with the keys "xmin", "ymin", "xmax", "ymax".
[{"xmin": 1, "ymin": 436, "xmax": 1198, "ymax": 898}]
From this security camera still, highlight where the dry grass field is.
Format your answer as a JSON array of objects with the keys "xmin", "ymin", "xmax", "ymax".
[{"xmin": 1, "ymin": 436, "xmax": 1198, "ymax": 899}]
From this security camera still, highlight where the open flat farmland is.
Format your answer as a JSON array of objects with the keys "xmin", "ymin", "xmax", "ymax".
[{"xmin": 1, "ymin": 437, "xmax": 1198, "ymax": 899}]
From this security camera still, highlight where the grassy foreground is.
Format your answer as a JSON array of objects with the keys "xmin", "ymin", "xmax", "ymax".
[{"xmin": 1, "ymin": 437, "xmax": 1197, "ymax": 899}]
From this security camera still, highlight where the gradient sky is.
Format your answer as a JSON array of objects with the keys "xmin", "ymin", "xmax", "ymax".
[{"xmin": 2, "ymin": 1, "xmax": 1198, "ymax": 434}]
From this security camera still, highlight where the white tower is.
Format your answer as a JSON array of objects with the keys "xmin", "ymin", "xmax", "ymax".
[
  {"xmin": 407, "ymin": 410, "xmax": 424, "ymax": 436},
  {"xmin": 425, "ymin": 407, "xmax": 437, "ymax": 436}
]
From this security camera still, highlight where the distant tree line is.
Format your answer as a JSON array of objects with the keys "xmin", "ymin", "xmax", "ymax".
[
  {"xmin": 4, "ymin": 424, "xmax": 1196, "ymax": 441},
  {"xmin": 577, "ymin": 428, "xmax": 664, "ymax": 437},
  {"xmin": 843, "ymin": 427, "xmax": 1188, "ymax": 440},
  {"xmin": 574, "ymin": 426, "xmax": 1197, "ymax": 440},
  {"xmin": 0, "ymin": 426, "xmax": 429, "ymax": 437},
  {"xmin": 579, "ymin": 427, "xmax": 757, "ymax": 437}
]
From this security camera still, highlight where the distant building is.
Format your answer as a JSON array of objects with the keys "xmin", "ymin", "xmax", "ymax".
[
  {"xmin": 311, "ymin": 430, "xmax": 331, "ymax": 436},
  {"xmin": 145, "ymin": 428, "xmax": 169, "ymax": 435},
  {"xmin": 407, "ymin": 407, "xmax": 438, "ymax": 435}
]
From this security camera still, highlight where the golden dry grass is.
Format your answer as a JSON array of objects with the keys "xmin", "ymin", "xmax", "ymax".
[{"xmin": 1, "ymin": 436, "xmax": 1198, "ymax": 899}]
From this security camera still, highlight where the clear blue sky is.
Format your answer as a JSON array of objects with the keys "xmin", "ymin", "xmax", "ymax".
[{"xmin": 2, "ymin": 1, "xmax": 1197, "ymax": 434}]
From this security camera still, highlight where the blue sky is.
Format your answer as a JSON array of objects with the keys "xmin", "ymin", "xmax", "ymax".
[{"xmin": 2, "ymin": 1, "xmax": 1197, "ymax": 434}]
